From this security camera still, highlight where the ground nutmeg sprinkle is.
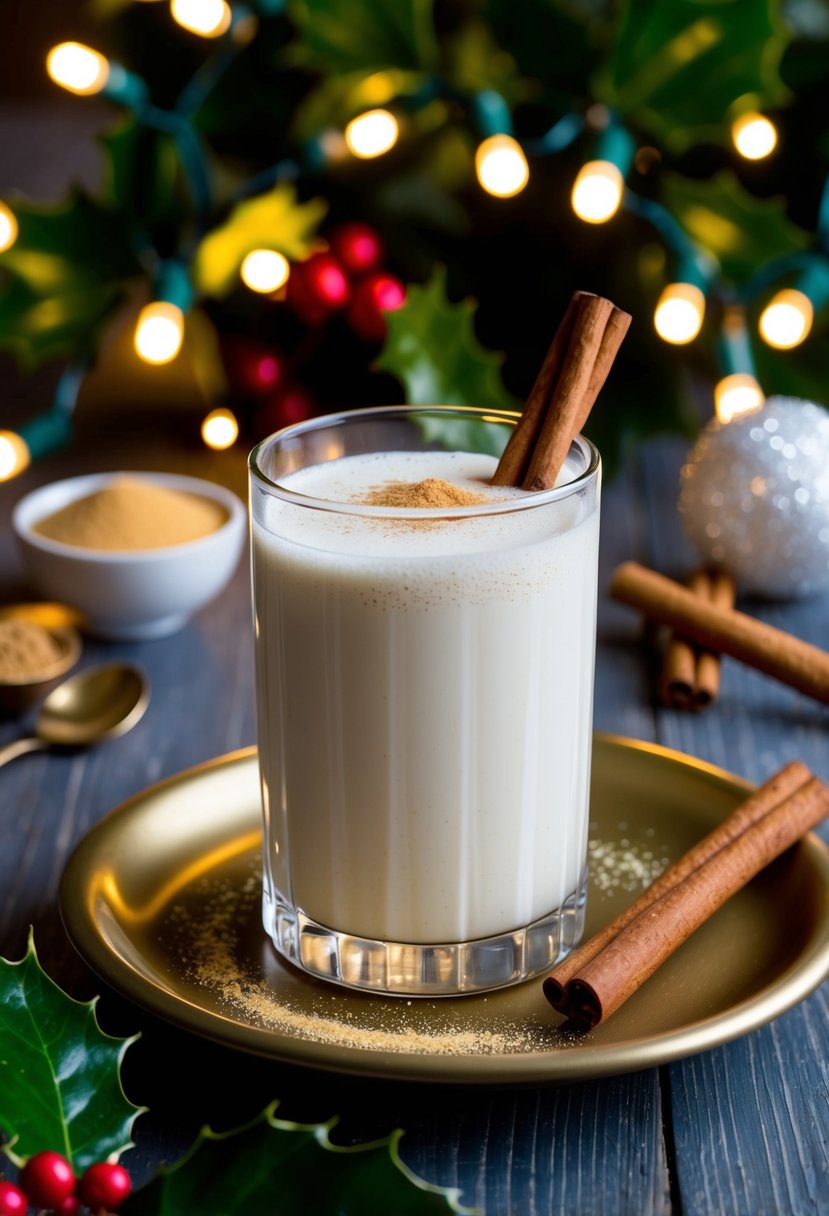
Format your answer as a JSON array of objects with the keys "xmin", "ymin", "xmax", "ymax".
[{"xmin": 361, "ymin": 477, "xmax": 492, "ymax": 511}]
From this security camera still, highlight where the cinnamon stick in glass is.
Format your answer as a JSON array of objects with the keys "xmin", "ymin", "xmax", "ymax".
[
  {"xmin": 543, "ymin": 759, "xmax": 811, "ymax": 1013},
  {"xmin": 562, "ymin": 772, "xmax": 829, "ymax": 1028},
  {"xmin": 492, "ymin": 292, "xmax": 631, "ymax": 491},
  {"xmin": 659, "ymin": 569, "xmax": 737, "ymax": 710},
  {"xmin": 611, "ymin": 561, "xmax": 829, "ymax": 706}
]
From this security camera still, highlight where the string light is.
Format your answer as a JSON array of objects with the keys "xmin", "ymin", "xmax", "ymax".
[
  {"xmin": 170, "ymin": 0, "xmax": 232, "ymax": 38},
  {"xmin": 475, "ymin": 135, "xmax": 529, "ymax": 198},
  {"xmin": 201, "ymin": 407, "xmax": 239, "ymax": 449},
  {"xmin": 654, "ymin": 282, "xmax": 706, "ymax": 344},
  {"xmin": 758, "ymin": 288, "xmax": 813, "ymax": 349},
  {"xmin": 47, "ymin": 42, "xmax": 110, "ymax": 96},
  {"xmin": 135, "ymin": 302, "xmax": 185, "ymax": 364},
  {"xmin": 571, "ymin": 160, "xmax": 624, "ymax": 223},
  {"xmin": 714, "ymin": 373, "xmax": 765, "ymax": 422},
  {"xmin": 0, "ymin": 432, "xmax": 30, "ymax": 481},
  {"xmin": 731, "ymin": 112, "xmax": 778, "ymax": 160},
  {"xmin": 240, "ymin": 249, "xmax": 290, "ymax": 293},
  {"xmin": 0, "ymin": 409, "xmax": 75, "ymax": 481},
  {"xmin": 0, "ymin": 202, "xmax": 18, "ymax": 253},
  {"xmin": 46, "ymin": 42, "xmax": 146, "ymax": 104},
  {"xmin": 344, "ymin": 109, "xmax": 399, "ymax": 159}
]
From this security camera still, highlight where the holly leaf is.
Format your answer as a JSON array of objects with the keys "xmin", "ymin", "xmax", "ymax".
[
  {"xmin": 290, "ymin": 0, "xmax": 440, "ymax": 74},
  {"xmin": 375, "ymin": 266, "xmax": 517, "ymax": 422},
  {"xmin": 598, "ymin": 0, "xmax": 791, "ymax": 150},
  {"xmin": 122, "ymin": 1103, "xmax": 475, "ymax": 1215},
  {"xmin": 101, "ymin": 116, "xmax": 187, "ymax": 247},
  {"xmin": 0, "ymin": 190, "xmax": 140, "ymax": 370},
  {"xmin": 0, "ymin": 932, "xmax": 142, "ymax": 1172},
  {"xmin": 191, "ymin": 184, "xmax": 326, "ymax": 298},
  {"xmin": 480, "ymin": 0, "xmax": 597, "ymax": 111},
  {"xmin": 660, "ymin": 169, "xmax": 810, "ymax": 284}
]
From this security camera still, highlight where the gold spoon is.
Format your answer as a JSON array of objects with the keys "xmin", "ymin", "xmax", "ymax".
[{"xmin": 0, "ymin": 662, "xmax": 150, "ymax": 768}]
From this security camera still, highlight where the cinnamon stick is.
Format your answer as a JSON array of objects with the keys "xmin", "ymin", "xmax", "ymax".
[
  {"xmin": 611, "ymin": 561, "xmax": 829, "ymax": 706},
  {"xmin": 563, "ymin": 772, "xmax": 829, "ymax": 1028},
  {"xmin": 491, "ymin": 292, "xmax": 585, "ymax": 488},
  {"xmin": 542, "ymin": 759, "xmax": 811, "ymax": 1013},
  {"xmin": 492, "ymin": 292, "xmax": 631, "ymax": 491},
  {"xmin": 659, "ymin": 569, "xmax": 737, "ymax": 710}
]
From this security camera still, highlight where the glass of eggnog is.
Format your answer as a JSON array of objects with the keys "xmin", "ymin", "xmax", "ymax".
[{"xmin": 249, "ymin": 405, "xmax": 600, "ymax": 997}]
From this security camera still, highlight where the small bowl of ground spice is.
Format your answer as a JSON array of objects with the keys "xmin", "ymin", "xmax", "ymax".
[
  {"xmin": 0, "ymin": 604, "xmax": 83, "ymax": 712},
  {"xmin": 13, "ymin": 472, "xmax": 246, "ymax": 641}
]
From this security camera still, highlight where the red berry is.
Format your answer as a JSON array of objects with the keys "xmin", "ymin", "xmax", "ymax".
[
  {"xmin": 346, "ymin": 272, "xmax": 406, "ymax": 342},
  {"xmin": 55, "ymin": 1197, "xmax": 81, "ymax": 1215},
  {"xmin": 0, "ymin": 1181, "xmax": 27, "ymax": 1216},
  {"xmin": 329, "ymin": 222, "xmax": 384, "ymax": 278},
  {"xmin": 221, "ymin": 337, "xmax": 284, "ymax": 397},
  {"xmin": 78, "ymin": 1162, "xmax": 132, "ymax": 1212},
  {"xmin": 286, "ymin": 252, "xmax": 350, "ymax": 324},
  {"xmin": 19, "ymin": 1151, "xmax": 76, "ymax": 1208}
]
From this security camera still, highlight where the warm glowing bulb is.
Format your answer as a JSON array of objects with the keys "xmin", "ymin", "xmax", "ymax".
[
  {"xmin": 135, "ymin": 302, "xmax": 184, "ymax": 365},
  {"xmin": 47, "ymin": 42, "xmax": 110, "ymax": 95},
  {"xmin": 758, "ymin": 288, "xmax": 813, "ymax": 349},
  {"xmin": 240, "ymin": 249, "xmax": 290, "ymax": 294},
  {"xmin": 0, "ymin": 431, "xmax": 30, "ymax": 481},
  {"xmin": 170, "ymin": 0, "xmax": 232, "ymax": 36},
  {"xmin": 654, "ymin": 283, "xmax": 706, "ymax": 344},
  {"xmin": 0, "ymin": 202, "xmax": 18, "ymax": 253},
  {"xmin": 714, "ymin": 374, "xmax": 765, "ymax": 423},
  {"xmin": 571, "ymin": 160, "xmax": 624, "ymax": 223},
  {"xmin": 474, "ymin": 135, "xmax": 530, "ymax": 199},
  {"xmin": 732, "ymin": 113, "xmax": 777, "ymax": 160},
  {"xmin": 344, "ymin": 109, "xmax": 399, "ymax": 159},
  {"xmin": 201, "ymin": 408, "xmax": 239, "ymax": 450}
]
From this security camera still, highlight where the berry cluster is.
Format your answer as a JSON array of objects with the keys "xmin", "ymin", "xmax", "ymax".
[
  {"xmin": 286, "ymin": 222, "xmax": 406, "ymax": 342},
  {"xmin": 0, "ymin": 1152, "xmax": 131, "ymax": 1215},
  {"xmin": 219, "ymin": 220, "xmax": 407, "ymax": 438}
]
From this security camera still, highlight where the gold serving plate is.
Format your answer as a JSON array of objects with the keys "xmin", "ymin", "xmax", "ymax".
[{"xmin": 59, "ymin": 736, "xmax": 829, "ymax": 1084}]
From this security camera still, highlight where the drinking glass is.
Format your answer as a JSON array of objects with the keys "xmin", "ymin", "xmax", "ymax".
[{"xmin": 249, "ymin": 405, "xmax": 601, "ymax": 996}]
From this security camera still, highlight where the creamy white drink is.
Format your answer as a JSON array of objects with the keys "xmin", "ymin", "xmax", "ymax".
[{"xmin": 251, "ymin": 441, "xmax": 600, "ymax": 973}]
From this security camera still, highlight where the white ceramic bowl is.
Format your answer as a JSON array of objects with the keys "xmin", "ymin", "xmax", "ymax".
[{"xmin": 13, "ymin": 471, "xmax": 247, "ymax": 641}]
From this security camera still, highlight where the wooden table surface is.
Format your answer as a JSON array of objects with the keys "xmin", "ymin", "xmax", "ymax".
[{"xmin": 0, "ymin": 422, "xmax": 827, "ymax": 1216}]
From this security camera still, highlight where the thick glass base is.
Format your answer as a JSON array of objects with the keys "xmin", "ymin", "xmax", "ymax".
[{"xmin": 263, "ymin": 874, "xmax": 588, "ymax": 997}]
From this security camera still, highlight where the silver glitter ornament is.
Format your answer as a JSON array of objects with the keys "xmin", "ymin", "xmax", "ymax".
[{"xmin": 678, "ymin": 395, "xmax": 829, "ymax": 598}]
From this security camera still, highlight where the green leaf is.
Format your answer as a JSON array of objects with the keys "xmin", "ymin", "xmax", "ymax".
[
  {"xmin": 191, "ymin": 184, "xmax": 326, "ymax": 298},
  {"xmin": 290, "ymin": 0, "xmax": 440, "ymax": 74},
  {"xmin": 660, "ymin": 169, "xmax": 810, "ymax": 284},
  {"xmin": 374, "ymin": 265, "xmax": 517, "ymax": 417},
  {"xmin": 598, "ymin": 0, "xmax": 791, "ymax": 150},
  {"xmin": 122, "ymin": 1103, "xmax": 476, "ymax": 1215},
  {"xmin": 0, "ymin": 190, "xmax": 140, "ymax": 370},
  {"xmin": 101, "ymin": 116, "xmax": 186, "ymax": 247},
  {"xmin": 0, "ymin": 931, "xmax": 142, "ymax": 1172},
  {"xmin": 480, "ymin": 0, "xmax": 597, "ymax": 111}
]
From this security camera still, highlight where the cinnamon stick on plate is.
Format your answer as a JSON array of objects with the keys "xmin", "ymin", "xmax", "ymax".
[
  {"xmin": 612, "ymin": 561, "xmax": 829, "ymax": 707},
  {"xmin": 543, "ymin": 759, "xmax": 811, "ymax": 1014},
  {"xmin": 492, "ymin": 291, "xmax": 631, "ymax": 490},
  {"xmin": 659, "ymin": 569, "xmax": 737, "ymax": 710},
  {"xmin": 559, "ymin": 769, "xmax": 829, "ymax": 1029}
]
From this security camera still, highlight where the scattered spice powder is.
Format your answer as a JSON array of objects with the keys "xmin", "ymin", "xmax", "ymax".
[
  {"xmin": 0, "ymin": 619, "xmax": 64, "ymax": 680},
  {"xmin": 165, "ymin": 862, "xmax": 579, "ymax": 1056},
  {"xmin": 32, "ymin": 476, "xmax": 228, "ymax": 550}
]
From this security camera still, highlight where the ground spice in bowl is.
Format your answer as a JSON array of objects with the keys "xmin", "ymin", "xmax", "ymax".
[{"xmin": 32, "ymin": 476, "xmax": 228, "ymax": 551}]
